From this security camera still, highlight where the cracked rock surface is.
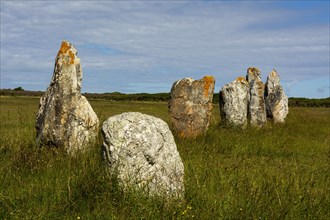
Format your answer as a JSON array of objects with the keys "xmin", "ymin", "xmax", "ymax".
[
  {"xmin": 265, "ymin": 69, "xmax": 289, "ymax": 123},
  {"xmin": 220, "ymin": 77, "xmax": 250, "ymax": 128},
  {"xmin": 102, "ymin": 112, "xmax": 184, "ymax": 198},
  {"xmin": 168, "ymin": 76, "xmax": 215, "ymax": 137},
  {"xmin": 247, "ymin": 67, "xmax": 267, "ymax": 127},
  {"xmin": 36, "ymin": 41, "xmax": 99, "ymax": 154}
]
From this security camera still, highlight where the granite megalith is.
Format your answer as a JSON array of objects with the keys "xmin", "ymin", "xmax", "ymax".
[
  {"xmin": 101, "ymin": 112, "xmax": 185, "ymax": 198},
  {"xmin": 246, "ymin": 67, "xmax": 267, "ymax": 127},
  {"xmin": 219, "ymin": 77, "xmax": 250, "ymax": 128},
  {"xmin": 265, "ymin": 69, "xmax": 289, "ymax": 123},
  {"xmin": 168, "ymin": 76, "xmax": 215, "ymax": 137},
  {"xmin": 36, "ymin": 41, "xmax": 99, "ymax": 153}
]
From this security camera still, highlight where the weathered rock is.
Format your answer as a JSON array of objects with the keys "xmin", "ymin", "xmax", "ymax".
[
  {"xmin": 219, "ymin": 77, "xmax": 250, "ymax": 128},
  {"xmin": 246, "ymin": 67, "xmax": 262, "ymax": 83},
  {"xmin": 168, "ymin": 76, "xmax": 215, "ymax": 137},
  {"xmin": 265, "ymin": 69, "xmax": 289, "ymax": 123},
  {"xmin": 101, "ymin": 112, "xmax": 184, "ymax": 198},
  {"xmin": 246, "ymin": 67, "xmax": 267, "ymax": 127},
  {"xmin": 36, "ymin": 41, "xmax": 99, "ymax": 153}
]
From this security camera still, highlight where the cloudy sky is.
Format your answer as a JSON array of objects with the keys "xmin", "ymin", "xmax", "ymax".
[{"xmin": 1, "ymin": 1, "xmax": 329, "ymax": 98}]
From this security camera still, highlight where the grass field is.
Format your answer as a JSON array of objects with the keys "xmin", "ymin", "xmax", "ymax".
[{"xmin": 0, "ymin": 96, "xmax": 329, "ymax": 219}]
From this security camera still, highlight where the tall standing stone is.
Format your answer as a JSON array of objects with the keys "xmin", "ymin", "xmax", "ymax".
[
  {"xmin": 168, "ymin": 76, "xmax": 215, "ymax": 137},
  {"xmin": 36, "ymin": 41, "xmax": 99, "ymax": 154},
  {"xmin": 102, "ymin": 112, "xmax": 185, "ymax": 198},
  {"xmin": 246, "ymin": 67, "xmax": 267, "ymax": 127},
  {"xmin": 265, "ymin": 69, "xmax": 289, "ymax": 123},
  {"xmin": 219, "ymin": 77, "xmax": 250, "ymax": 128}
]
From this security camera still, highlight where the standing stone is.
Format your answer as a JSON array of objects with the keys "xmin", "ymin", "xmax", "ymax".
[
  {"xmin": 102, "ymin": 112, "xmax": 185, "ymax": 198},
  {"xmin": 246, "ymin": 66, "xmax": 262, "ymax": 83},
  {"xmin": 168, "ymin": 76, "xmax": 215, "ymax": 137},
  {"xmin": 219, "ymin": 77, "xmax": 250, "ymax": 128},
  {"xmin": 36, "ymin": 41, "xmax": 99, "ymax": 154},
  {"xmin": 265, "ymin": 69, "xmax": 289, "ymax": 123},
  {"xmin": 246, "ymin": 67, "xmax": 267, "ymax": 127}
]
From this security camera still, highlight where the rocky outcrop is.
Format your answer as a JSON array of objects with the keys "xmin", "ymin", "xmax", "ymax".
[
  {"xmin": 36, "ymin": 41, "xmax": 99, "ymax": 154},
  {"xmin": 246, "ymin": 67, "xmax": 267, "ymax": 127},
  {"xmin": 168, "ymin": 76, "xmax": 215, "ymax": 137},
  {"xmin": 220, "ymin": 67, "xmax": 288, "ymax": 128},
  {"xmin": 265, "ymin": 69, "xmax": 289, "ymax": 123},
  {"xmin": 102, "ymin": 112, "xmax": 184, "ymax": 198},
  {"xmin": 219, "ymin": 77, "xmax": 249, "ymax": 128}
]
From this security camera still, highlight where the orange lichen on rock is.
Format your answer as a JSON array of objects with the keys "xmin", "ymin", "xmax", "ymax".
[
  {"xmin": 236, "ymin": 77, "xmax": 247, "ymax": 84},
  {"xmin": 57, "ymin": 41, "xmax": 71, "ymax": 57},
  {"xmin": 203, "ymin": 76, "xmax": 215, "ymax": 97},
  {"xmin": 68, "ymin": 50, "xmax": 75, "ymax": 64},
  {"xmin": 57, "ymin": 41, "xmax": 75, "ymax": 65}
]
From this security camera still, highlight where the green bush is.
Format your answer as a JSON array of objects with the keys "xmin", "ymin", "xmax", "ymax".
[{"xmin": 13, "ymin": 87, "xmax": 24, "ymax": 91}]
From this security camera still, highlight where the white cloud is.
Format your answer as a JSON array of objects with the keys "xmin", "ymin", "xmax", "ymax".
[{"xmin": 1, "ymin": 1, "xmax": 329, "ymax": 97}]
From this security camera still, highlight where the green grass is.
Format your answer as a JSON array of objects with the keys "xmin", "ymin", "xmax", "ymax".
[{"xmin": 0, "ymin": 96, "xmax": 329, "ymax": 219}]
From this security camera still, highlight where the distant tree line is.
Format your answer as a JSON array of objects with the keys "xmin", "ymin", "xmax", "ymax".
[
  {"xmin": 84, "ymin": 92, "xmax": 171, "ymax": 102},
  {"xmin": 0, "ymin": 88, "xmax": 44, "ymax": 96},
  {"xmin": 287, "ymin": 97, "xmax": 330, "ymax": 107},
  {"xmin": 1, "ymin": 89, "xmax": 329, "ymax": 107}
]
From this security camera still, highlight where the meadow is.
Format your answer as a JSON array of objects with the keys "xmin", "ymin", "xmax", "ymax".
[{"xmin": 0, "ymin": 96, "xmax": 329, "ymax": 219}]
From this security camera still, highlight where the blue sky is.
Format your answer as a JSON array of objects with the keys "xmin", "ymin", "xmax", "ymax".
[{"xmin": 1, "ymin": 1, "xmax": 329, "ymax": 98}]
